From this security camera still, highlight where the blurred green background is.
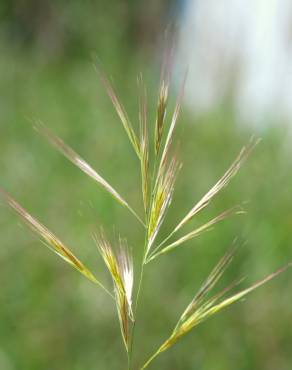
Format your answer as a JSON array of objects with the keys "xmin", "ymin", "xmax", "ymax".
[{"xmin": 0, "ymin": 1, "xmax": 291, "ymax": 369}]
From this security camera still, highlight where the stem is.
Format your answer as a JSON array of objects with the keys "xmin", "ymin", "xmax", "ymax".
[
  {"xmin": 140, "ymin": 333, "xmax": 176, "ymax": 369},
  {"xmin": 140, "ymin": 341, "xmax": 167, "ymax": 370},
  {"xmin": 129, "ymin": 153, "xmax": 155, "ymax": 368},
  {"xmin": 130, "ymin": 138, "xmax": 161, "ymax": 368},
  {"xmin": 135, "ymin": 260, "xmax": 146, "ymax": 313},
  {"xmin": 92, "ymin": 279, "xmax": 115, "ymax": 299},
  {"xmin": 140, "ymin": 350, "xmax": 160, "ymax": 369},
  {"xmin": 127, "ymin": 204, "xmax": 146, "ymax": 228},
  {"xmin": 128, "ymin": 240, "xmax": 147, "ymax": 369},
  {"xmin": 145, "ymin": 229, "xmax": 176, "ymax": 263},
  {"xmin": 127, "ymin": 350, "xmax": 130, "ymax": 370}
]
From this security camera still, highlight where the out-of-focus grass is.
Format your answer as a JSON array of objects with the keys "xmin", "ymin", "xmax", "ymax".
[{"xmin": 0, "ymin": 37, "xmax": 292, "ymax": 370}]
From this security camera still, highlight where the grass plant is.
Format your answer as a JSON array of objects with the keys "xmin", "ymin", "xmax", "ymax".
[{"xmin": 1, "ymin": 59, "xmax": 291, "ymax": 370}]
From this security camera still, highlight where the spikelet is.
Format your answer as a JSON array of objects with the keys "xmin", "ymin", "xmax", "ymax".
[
  {"xmin": 172, "ymin": 263, "xmax": 292, "ymax": 343},
  {"xmin": 173, "ymin": 137, "xmax": 259, "ymax": 233},
  {"xmin": 154, "ymin": 38, "xmax": 177, "ymax": 156},
  {"xmin": 178, "ymin": 246, "xmax": 237, "ymax": 323},
  {"xmin": 138, "ymin": 75, "xmax": 149, "ymax": 212},
  {"xmin": 35, "ymin": 124, "xmax": 144, "ymax": 226},
  {"xmin": 146, "ymin": 68, "xmax": 187, "ymax": 259},
  {"xmin": 141, "ymin": 249, "xmax": 292, "ymax": 369},
  {"xmin": 0, "ymin": 188, "xmax": 112, "ymax": 296},
  {"xmin": 155, "ymin": 77, "xmax": 169, "ymax": 156},
  {"xmin": 95, "ymin": 66, "xmax": 140, "ymax": 158},
  {"xmin": 94, "ymin": 232, "xmax": 134, "ymax": 351},
  {"xmin": 147, "ymin": 207, "xmax": 244, "ymax": 262},
  {"xmin": 118, "ymin": 242, "xmax": 134, "ymax": 316},
  {"xmin": 147, "ymin": 156, "xmax": 180, "ymax": 255},
  {"xmin": 158, "ymin": 72, "xmax": 187, "ymax": 170}
]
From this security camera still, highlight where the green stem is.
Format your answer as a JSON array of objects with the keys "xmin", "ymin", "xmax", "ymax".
[
  {"xmin": 127, "ymin": 204, "xmax": 146, "ymax": 228},
  {"xmin": 127, "ymin": 350, "xmax": 130, "ymax": 370},
  {"xmin": 130, "ymin": 139, "xmax": 161, "ymax": 369},
  {"xmin": 128, "ymin": 241, "xmax": 147, "ymax": 369},
  {"xmin": 145, "ymin": 229, "xmax": 176, "ymax": 263},
  {"xmin": 129, "ymin": 154, "xmax": 155, "ymax": 368},
  {"xmin": 140, "ymin": 334, "xmax": 176, "ymax": 369},
  {"xmin": 140, "ymin": 350, "xmax": 160, "ymax": 369},
  {"xmin": 92, "ymin": 279, "xmax": 114, "ymax": 299},
  {"xmin": 140, "ymin": 342, "xmax": 166, "ymax": 370}
]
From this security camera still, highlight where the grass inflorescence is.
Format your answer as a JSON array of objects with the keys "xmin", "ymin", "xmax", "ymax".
[{"xmin": 0, "ymin": 55, "xmax": 291, "ymax": 370}]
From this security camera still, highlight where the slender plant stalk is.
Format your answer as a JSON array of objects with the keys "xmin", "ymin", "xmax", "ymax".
[
  {"xmin": 140, "ymin": 346, "xmax": 164, "ymax": 370},
  {"xmin": 129, "ymin": 247, "xmax": 146, "ymax": 369},
  {"xmin": 128, "ymin": 119, "xmax": 162, "ymax": 368},
  {"xmin": 129, "ymin": 173, "xmax": 155, "ymax": 368}
]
